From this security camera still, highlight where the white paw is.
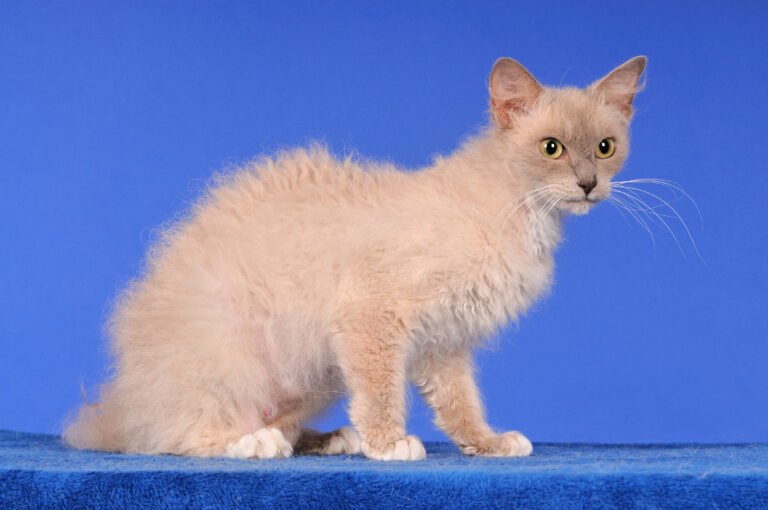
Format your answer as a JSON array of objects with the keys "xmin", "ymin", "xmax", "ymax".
[
  {"xmin": 226, "ymin": 428, "xmax": 293, "ymax": 459},
  {"xmin": 325, "ymin": 426, "xmax": 362, "ymax": 455},
  {"xmin": 363, "ymin": 435, "xmax": 426, "ymax": 461},
  {"xmin": 497, "ymin": 431, "xmax": 533, "ymax": 457}
]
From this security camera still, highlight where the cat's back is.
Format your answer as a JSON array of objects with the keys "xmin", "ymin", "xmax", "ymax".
[
  {"xmin": 209, "ymin": 146, "xmax": 406, "ymax": 215},
  {"xmin": 133, "ymin": 147, "xmax": 416, "ymax": 307}
]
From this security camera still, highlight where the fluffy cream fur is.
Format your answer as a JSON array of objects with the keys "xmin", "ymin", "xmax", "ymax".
[{"xmin": 64, "ymin": 56, "xmax": 646, "ymax": 460}]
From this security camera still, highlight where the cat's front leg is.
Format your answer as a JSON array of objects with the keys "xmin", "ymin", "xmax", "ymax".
[
  {"xmin": 337, "ymin": 307, "xmax": 426, "ymax": 461},
  {"xmin": 415, "ymin": 349, "xmax": 532, "ymax": 457}
]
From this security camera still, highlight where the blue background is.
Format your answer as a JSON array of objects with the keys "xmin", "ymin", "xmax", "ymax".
[{"xmin": 1, "ymin": 1, "xmax": 766, "ymax": 443}]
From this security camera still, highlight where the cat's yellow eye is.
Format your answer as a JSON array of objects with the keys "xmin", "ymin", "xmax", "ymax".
[
  {"xmin": 595, "ymin": 138, "xmax": 616, "ymax": 159},
  {"xmin": 539, "ymin": 138, "xmax": 564, "ymax": 159}
]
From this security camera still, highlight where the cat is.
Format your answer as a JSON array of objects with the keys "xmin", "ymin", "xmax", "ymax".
[{"xmin": 64, "ymin": 56, "xmax": 646, "ymax": 461}]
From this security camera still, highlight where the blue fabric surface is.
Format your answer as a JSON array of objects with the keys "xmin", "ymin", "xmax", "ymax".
[{"xmin": 1, "ymin": 430, "xmax": 766, "ymax": 509}]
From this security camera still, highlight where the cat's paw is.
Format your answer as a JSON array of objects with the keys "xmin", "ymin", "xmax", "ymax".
[
  {"xmin": 362, "ymin": 435, "xmax": 426, "ymax": 461},
  {"xmin": 460, "ymin": 431, "xmax": 533, "ymax": 457},
  {"xmin": 226, "ymin": 427, "xmax": 293, "ymax": 459},
  {"xmin": 465, "ymin": 431, "xmax": 532, "ymax": 457},
  {"xmin": 325, "ymin": 426, "xmax": 362, "ymax": 455},
  {"xmin": 495, "ymin": 431, "xmax": 533, "ymax": 457}
]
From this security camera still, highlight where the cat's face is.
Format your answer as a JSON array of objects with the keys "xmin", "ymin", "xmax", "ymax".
[{"xmin": 489, "ymin": 57, "xmax": 646, "ymax": 215}]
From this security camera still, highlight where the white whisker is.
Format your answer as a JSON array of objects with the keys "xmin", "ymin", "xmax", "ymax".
[
  {"xmin": 610, "ymin": 185, "xmax": 678, "ymax": 217},
  {"xmin": 611, "ymin": 189, "xmax": 678, "ymax": 228},
  {"xmin": 612, "ymin": 184, "xmax": 705, "ymax": 264},
  {"xmin": 537, "ymin": 195, "xmax": 562, "ymax": 223},
  {"xmin": 613, "ymin": 178, "xmax": 703, "ymax": 229},
  {"xmin": 611, "ymin": 188, "xmax": 686, "ymax": 255},
  {"xmin": 494, "ymin": 186, "xmax": 554, "ymax": 240},
  {"xmin": 606, "ymin": 195, "xmax": 657, "ymax": 252},
  {"xmin": 490, "ymin": 185, "xmax": 554, "ymax": 231}
]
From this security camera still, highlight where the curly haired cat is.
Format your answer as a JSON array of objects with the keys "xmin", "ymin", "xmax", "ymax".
[{"xmin": 64, "ymin": 56, "xmax": 646, "ymax": 460}]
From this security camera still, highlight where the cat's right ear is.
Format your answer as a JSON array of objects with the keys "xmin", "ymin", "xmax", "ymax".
[{"xmin": 489, "ymin": 58, "xmax": 543, "ymax": 129}]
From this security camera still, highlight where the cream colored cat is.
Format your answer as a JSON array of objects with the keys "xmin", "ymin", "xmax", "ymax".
[{"xmin": 64, "ymin": 56, "xmax": 646, "ymax": 461}]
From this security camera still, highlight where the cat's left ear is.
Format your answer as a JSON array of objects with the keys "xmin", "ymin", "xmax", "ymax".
[{"xmin": 590, "ymin": 56, "xmax": 647, "ymax": 119}]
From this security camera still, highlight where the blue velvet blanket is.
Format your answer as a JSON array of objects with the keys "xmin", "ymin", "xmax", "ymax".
[{"xmin": 1, "ymin": 430, "xmax": 766, "ymax": 509}]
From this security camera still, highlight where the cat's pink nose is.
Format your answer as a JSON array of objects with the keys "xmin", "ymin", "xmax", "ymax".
[{"xmin": 578, "ymin": 177, "xmax": 597, "ymax": 196}]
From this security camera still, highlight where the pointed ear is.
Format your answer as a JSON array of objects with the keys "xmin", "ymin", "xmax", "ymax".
[
  {"xmin": 591, "ymin": 56, "xmax": 647, "ymax": 119},
  {"xmin": 489, "ymin": 58, "xmax": 543, "ymax": 129}
]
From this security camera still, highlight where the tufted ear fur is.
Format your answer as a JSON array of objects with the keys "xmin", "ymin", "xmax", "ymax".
[
  {"xmin": 590, "ymin": 56, "xmax": 647, "ymax": 119},
  {"xmin": 489, "ymin": 58, "xmax": 543, "ymax": 129}
]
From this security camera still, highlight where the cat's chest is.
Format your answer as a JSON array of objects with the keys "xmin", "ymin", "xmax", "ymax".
[
  {"xmin": 525, "ymin": 210, "xmax": 563, "ymax": 259},
  {"xmin": 478, "ymin": 210, "xmax": 561, "ymax": 320},
  {"xmin": 409, "ymin": 225, "xmax": 558, "ymax": 357}
]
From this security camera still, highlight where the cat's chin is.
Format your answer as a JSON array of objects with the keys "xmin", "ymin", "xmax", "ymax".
[{"xmin": 561, "ymin": 199, "xmax": 596, "ymax": 216}]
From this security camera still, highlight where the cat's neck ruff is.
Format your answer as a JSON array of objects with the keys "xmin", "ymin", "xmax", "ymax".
[
  {"xmin": 435, "ymin": 141, "xmax": 563, "ymax": 261},
  {"xmin": 521, "ymin": 192, "xmax": 563, "ymax": 260}
]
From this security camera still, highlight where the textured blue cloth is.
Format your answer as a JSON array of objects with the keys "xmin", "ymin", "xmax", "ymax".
[{"xmin": 1, "ymin": 430, "xmax": 766, "ymax": 509}]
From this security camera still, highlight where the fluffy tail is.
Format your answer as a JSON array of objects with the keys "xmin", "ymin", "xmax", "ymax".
[
  {"xmin": 79, "ymin": 380, "xmax": 99, "ymax": 408},
  {"xmin": 62, "ymin": 382, "xmax": 115, "ymax": 451}
]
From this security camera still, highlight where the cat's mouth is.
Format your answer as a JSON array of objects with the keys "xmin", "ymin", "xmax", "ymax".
[
  {"xmin": 565, "ymin": 197, "xmax": 600, "ymax": 204},
  {"xmin": 561, "ymin": 196, "xmax": 601, "ymax": 215},
  {"xmin": 565, "ymin": 197, "xmax": 602, "ymax": 205}
]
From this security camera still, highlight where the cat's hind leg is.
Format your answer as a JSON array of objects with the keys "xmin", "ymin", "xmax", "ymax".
[
  {"xmin": 225, "ymin": 428, "xmax": 294, "ymax": 459},
  {"xmin": 225, "ymin": 394, "xmax": 352, "ymax": 459},
  {"xmin": 294, "ymin": 426, "xmax": 361, "ymax": 456}
]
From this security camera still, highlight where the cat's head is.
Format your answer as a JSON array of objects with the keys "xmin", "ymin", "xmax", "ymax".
[{"xmin": 489, "ymin": 56, "xmax": 646, "ymax": 215}]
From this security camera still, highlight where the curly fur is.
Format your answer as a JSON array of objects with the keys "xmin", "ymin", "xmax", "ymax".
[{"xmin": 64, "ymin": 56, "xmax": 646, "ymax": 460}]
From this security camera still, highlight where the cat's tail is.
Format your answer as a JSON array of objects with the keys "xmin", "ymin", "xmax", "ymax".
[
  {"xmin": 62, "ymin": 383, "xmax": 117, "ymax": 451},
  {"xmin": 79, "ymin": 380, "xmax": 99, "ymax": 408}
]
